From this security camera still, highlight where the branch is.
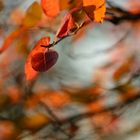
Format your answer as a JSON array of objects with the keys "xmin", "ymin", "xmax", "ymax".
[
  {"xmin": 41, "ymin": 20, "xmax": 90, "ymax": 49},
  {"xmin": 61, "ymin": 91, "xmax": 140, "ymax": 124},
  {"xmin": 106, "ymin": 3, "xmax": 140, "ymax": 24}
]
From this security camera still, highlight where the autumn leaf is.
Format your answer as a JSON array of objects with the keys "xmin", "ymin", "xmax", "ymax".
[
  {"xmin": 0, "ymin": 2, "xmax": 42, "ymax": 54},
  {"xmin": 41, "ymin": 0, "xmax": 83, "ymax": 17},
  {"xmin": 0, "ymin": 121, "xmax": 16, "ymax": 140},
  {"xmin": 21, "ymin": 113, "xmax": 49, "ymax": 131},
  {"xmin": 24, "ymin": 37, "xmax": 50, "ymax": 81},
  {"xmin": 0, "ymin": 27, "xmax": 27, "ymax": 54},
  {"xmin": 0, "ymin": 0, "xmax": 4, "ymax": 12},
  {"xmin": 40, "ymin": 91, "xmax": 70, "ymax": 108},
  {"xmin": 83, "ymin": 0, "xmax": 106, "ymax": 22},
  {"xmin": 88, "ymin": 100, "xmax": 104, "ymax": 112},
  {"xmin": 113, "ymin": 56, "xmax": 135, "ymax": 81},
  {"xmin": 31, "ymin": 49, "xmax": 58, "ymax": 72},
  {"xmin": 56, "ymin": 13, "xmax": 76, "ymax": 38},
  {"xmin": 23, "ymin": 2, "xmax": 42, "ymax": 27},
  {"xmin": 41, "ymin": 0, "xmax": 60, "ymax": 17}
]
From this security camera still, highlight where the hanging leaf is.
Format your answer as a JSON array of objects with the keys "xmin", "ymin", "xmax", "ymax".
[
  {"xmin": 31, "ymin": 49, "xmax": 58, "ymax": 72},
  {"xmin": 24, "ymin": 37, "xmax": 50, "ymax": 81},
  {"xmin": 23, "ymin": 2, "xmax": 42, "ymax": 27},
  {"xmin": 56, "ymin": 13, "xmax": 76, "ymax": 38},
  {"xmin": 41, "ymin": 0, "xmax": 60, "ymax": 17},
  {"xmin": 83, "ymin": 0, "xmax": 106, "ymax": 22}
]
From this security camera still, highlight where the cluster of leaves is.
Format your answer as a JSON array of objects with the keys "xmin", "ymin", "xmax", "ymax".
[
  {"xmin": 0, "ymin": 0, "xmax": 106, "ymax": 81},
  {"xmin": 0, "ymin": 56, "xmax": 139, "ymax": 139},
  {"xmin": 25, "ymin": 0, "xmax": 106, "ymax": 81}
]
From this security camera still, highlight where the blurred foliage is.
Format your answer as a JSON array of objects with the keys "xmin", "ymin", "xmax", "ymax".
[{"xmin": 0, "ymin": 0, "xmax": 140, "ymax": 140}]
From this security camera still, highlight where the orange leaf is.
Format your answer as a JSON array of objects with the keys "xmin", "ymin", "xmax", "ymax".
[
  {"xmin": 22, "ymin": 113, "xmax": 49, "ymax": 131},
  {"xmin": 113, "ymin": 57, "xmax": 135, "ymax": 81},
  {"xmin": 0, "ymin": 27, "xmax": 27, "ymax": 54},
  {"xmin": 83, "ymin": 0, "xmax": 106, "ymax": 22},
  {"xmin": 24, "ymin": 37, "xmax": 50, "ymax": 81},
  {"xmin": 56, "ymin": 13, "xmax": 76, "ymax": 38},
  {"xmin": 31, "ymin": 49, "xmax": 58, "ymax": 72},
  {"xmin": 41, "ymin": 0, "xmax": 60, "ymax": 17}
]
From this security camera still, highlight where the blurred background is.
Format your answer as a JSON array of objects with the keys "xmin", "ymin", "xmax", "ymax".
[{"xmin": 0, "ymin": 0, "xmax": 140, "ymax": 140}]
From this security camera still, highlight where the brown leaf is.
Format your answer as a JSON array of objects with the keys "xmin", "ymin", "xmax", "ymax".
[{"xmin": 31, "ymin": 49, "xmax": 58, "ymax": 72}]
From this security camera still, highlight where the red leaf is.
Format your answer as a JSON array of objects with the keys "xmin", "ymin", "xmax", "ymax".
[
  {"xmin": 24, "ymin": 37, "xmax": 50, "ymax": 81},
  {"xmin": 31, "ymin": 49, "xmax": 58, "ymax": 72},
  {"xmin": 56, "ymin": 13, "xmax": 76, "ymax": 38},
  {"xmin": 41, "ymin": 0, "xmax": 60, "ymax": 17}
]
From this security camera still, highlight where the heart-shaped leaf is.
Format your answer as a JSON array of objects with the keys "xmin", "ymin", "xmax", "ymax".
[{"xmin": 31, "ymin": 49, "xmax": 59, "ymax": 72}]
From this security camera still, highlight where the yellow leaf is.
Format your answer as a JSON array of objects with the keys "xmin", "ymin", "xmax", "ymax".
[
  {"xmin": 22, "ymin": 113, "xmax": 49, "ymax": 131},
  {"xmin": 94, "ymin": 3, "xmax": 106, "ymax": 22},
  {"xmin": 23, "ymin": 2, "xmax": 42, "ymax": 27},
  {"xmin": 83, "ymin": 0, "xmax": 106, "ymax": 22}
]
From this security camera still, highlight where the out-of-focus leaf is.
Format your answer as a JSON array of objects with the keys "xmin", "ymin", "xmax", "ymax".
[
  {"xmin": 0, "ymin": 27, "xmax": 27, "ymax": 54},
  {"xmin": 7, "ymin": 86, "xmax": 21, "ymax": 104},
  {"xmin": 21, "ymin": 113, "xmax": 49, "ymax": 131},
  {"xmin": 0, "ymin": 0, "xmax": 4, "ymax": 12},
  {"xmin": 41, "ymin": 91, "xmax": 70, "ymax": 108},
  {"xmin": 9, "ymin": 8, "xmax": 24, "ymax": 25},
  {"xmin": 41, "ymin": 0, "xmax": 60, "ymax": 17},
  {"xmin": 31, "ymin": 49, "xmax": 58, "ymax": 72},
  {"xmin": 127, "ymin": 0, "xmax": 140, "ymax": 14},
  {"xmin": 120, "ymin": 84, "xmax": 139, "ymax": 102},
  {"xmin": 113, "ymin": 56, "xmax": 135, "ymax": 81},
  {"xmin": 23, "ymin": 2, "xmax": 42, "ymax": 27},
  {"xmin": 0, "ymin": 121, "xmax": 17, "ymax": 140},
  {"xmin": 88, "ymin": 100, "xmax": 104, "ymax": 112},
  {"xmin": 16, "ymin": 34, "xmax": 29, "ymax": 56},
  {"xmin": 24, "ymin": 37, "xmax": 50, "ymax": 81},
  {"xmin": 83, "ymin": 0, "xmax": 106, "ymax": 22}
]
